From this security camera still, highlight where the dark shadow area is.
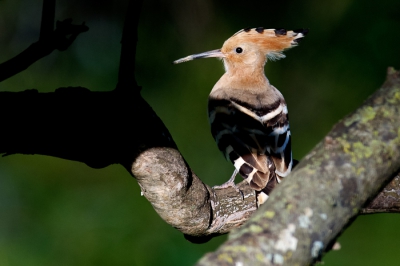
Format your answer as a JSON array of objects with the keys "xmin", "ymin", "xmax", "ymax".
[{"xmin": 0, "ymin": 88, "xmax": 177, "ymax": 170}]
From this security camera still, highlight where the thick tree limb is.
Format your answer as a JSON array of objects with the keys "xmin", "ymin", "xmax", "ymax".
[
  {"xmin": 132, "ymin": 148, "xmax": 257, "ymax": 241},
  {"xmin": 197, "ymin": 67, "xmax": 400, "ymax": 265}
]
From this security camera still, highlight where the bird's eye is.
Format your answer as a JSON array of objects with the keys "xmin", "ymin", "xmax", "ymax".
[{"xmin": 235, "ymin": 47, "xmax": 243, "ymax": 53}]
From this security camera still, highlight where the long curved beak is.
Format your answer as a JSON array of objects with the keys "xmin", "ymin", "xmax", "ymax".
[{"xmin": 173, "ymin": 49, "xmax": 224, "ymax": 64}]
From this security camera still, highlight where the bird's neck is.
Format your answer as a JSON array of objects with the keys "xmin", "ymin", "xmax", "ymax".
[
  {"xmin": 210, "ymin": 64, "xmax": 283, "ymax": 107},
  {"xmin": 219, "ymin": 64, "xmax": 270, "ymax": 91}
]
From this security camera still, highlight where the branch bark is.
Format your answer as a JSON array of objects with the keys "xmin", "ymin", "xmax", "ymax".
[{"xmin": 361, "ymin": 174, "xmax": 400, "ymax": 214}]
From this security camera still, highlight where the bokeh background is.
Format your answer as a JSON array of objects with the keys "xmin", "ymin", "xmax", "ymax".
[{"xmin": 0, "ymin": 0, "xmax": 400, "ymax": 265}]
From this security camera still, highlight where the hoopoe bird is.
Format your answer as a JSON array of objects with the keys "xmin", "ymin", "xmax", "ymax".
[{"xmin": 174, "ymin": 27, "xmax": 307, "ymax": 206}]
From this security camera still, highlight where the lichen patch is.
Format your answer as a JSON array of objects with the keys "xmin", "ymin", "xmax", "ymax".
[
  {"xmin": 311, "ymin": 241, "xmax": 324, "ymax": 258},
  {"xmin": 359, "ymin": 106, "xmax": 376, "ymax": 123},
  {"xmin": 319, "ymin": 213, "xmax": 327, "ymax": 220},
  {"xmin": 298, "ymin": 207, "xmax": 313, "ymax": 228},
  {"xmin": 264, "ymin": 211, "xmax": 275, "ymax": 219},
  {"xmin": 273, "ymin": 254, "xmax": 284, "ymax": 264},
  {"xmin": 275, "ymin": 224, "xmax": 298, "ymax": 252}
]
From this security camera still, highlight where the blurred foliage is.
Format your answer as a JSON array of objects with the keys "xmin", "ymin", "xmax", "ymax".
[{"xmin": 0, "ymin": 0, "xmax": 399, "ymax": 265}]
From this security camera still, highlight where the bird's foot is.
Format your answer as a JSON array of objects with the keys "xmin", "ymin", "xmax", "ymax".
[
  {"xmin": 213, "ymin": 182, "xmax": 244, "ymax": 199},
  {"xmin": 212, "ymin": 169, "xmax": 244, "ymax": 199},
  {"xmin": 212, "ymin": 180, "xmax": 237, "ymax": 190}
]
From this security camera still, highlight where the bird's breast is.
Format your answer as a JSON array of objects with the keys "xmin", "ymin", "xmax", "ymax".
[{"xmin": 209, "ymin": 84, "xmax": 283, "ymax": 114}]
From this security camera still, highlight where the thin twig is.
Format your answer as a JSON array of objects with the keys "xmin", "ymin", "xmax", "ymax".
[
  {"xmin": 40, "ymin": 0, "xmax": 55, "ymax": 40},
  {"xmin": 0, "ymin": 4, "xmax": 88, "ymax": 82},
  {"xmin": 116, "ymin": 0, "xmax": 143, "ymax": 92}
]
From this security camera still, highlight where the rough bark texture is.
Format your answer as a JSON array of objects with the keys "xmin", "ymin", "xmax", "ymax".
[
  {"xmin": 361, "ymin": 174, "xmax": 400, "ymax": 214},
  {"xmin": 132, "ymin": 148, "xmax": 257, "ymax": 240},
  {"xmin": 196, "ymin": 67, "xmax": 400, "ymax": 265}
]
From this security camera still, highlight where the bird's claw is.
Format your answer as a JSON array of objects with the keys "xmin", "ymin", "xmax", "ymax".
[{"xmin": 212, "ymin": 181, "xmax": 244, "ymax": 199}]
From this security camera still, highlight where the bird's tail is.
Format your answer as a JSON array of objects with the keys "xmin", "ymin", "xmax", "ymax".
[{"xmin": 229, "ymin": 150, "xmax": 278, "ymax": 206}]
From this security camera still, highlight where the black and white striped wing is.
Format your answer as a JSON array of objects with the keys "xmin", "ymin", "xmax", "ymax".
[{"xmin": 208, "ymin": 98, "xmax": 293, "ymax": 196}]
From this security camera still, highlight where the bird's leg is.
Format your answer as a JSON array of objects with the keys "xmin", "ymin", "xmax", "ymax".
[
  {"xmin": 213, "ymin": 168, "xmax": 243, "ymax": 193},
  {"xmin": 213, "ymin": 169, "xmax": 238, "ymax": 190}
]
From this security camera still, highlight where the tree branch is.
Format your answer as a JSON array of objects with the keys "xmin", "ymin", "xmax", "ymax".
[
  {"xmin": 116, "ymin": 0, "xmax": 143, "ymax": 92},
  {"xmin": 361, "ymin": 174, "xmax": 400, "ymax": 214},
  {"xmin": 1, "ymin": 69, "xmax": 399, "ymax": 247},
  {"xmin": 40, "ymin": 0, "xmax": 56, "ymax": 41},
  {"xmin": 196, "ymin": 67, "xmax": 400, "ymax": 265},
  {"xmin": 0, "ymin": 4, "xmax": 88, "ymax": 82},
  {"xmin": 131, "ymin": 148, "xmax": 257, "ymax": 242}
]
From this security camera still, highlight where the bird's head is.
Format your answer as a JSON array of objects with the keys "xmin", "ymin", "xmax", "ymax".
[{"xmin": 174, "ymin": 27, "xmax": 308, "ymax": 72}]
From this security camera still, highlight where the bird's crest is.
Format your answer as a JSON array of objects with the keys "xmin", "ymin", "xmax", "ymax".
[{"xmin": 223, "ymin": 27, "xmax": 308, "ymax": 61}]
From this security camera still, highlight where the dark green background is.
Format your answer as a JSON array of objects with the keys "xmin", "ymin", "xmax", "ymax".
[{"xmin": 1, "ymin": 0, "xmax": 400, "ymax": 265}]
